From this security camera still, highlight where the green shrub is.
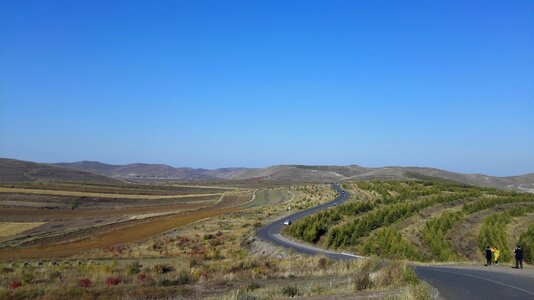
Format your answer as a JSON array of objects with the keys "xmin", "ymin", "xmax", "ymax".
[
  {"xmin": 403, "ymin": 268, "xmax": 419, "ymax": 285},
  {"xmin": 421, "ymin": 211, "xmax": 463, "ymax": 261},
  {"xmin": 361, "ymin": 228, "xmax": 424, "ymax": 261},
  {"xmin": 479, "ymin": 206, "xmax": 534, "ymax": 262},
  {"xmin": 517, "ymin": 224, "xmax": 534, "ymax": 263},
  {"xmin": 127, "ymin": 261, "xmax": 142, "ymax": 275}
]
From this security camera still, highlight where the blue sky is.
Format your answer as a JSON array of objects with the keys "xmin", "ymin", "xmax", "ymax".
[{"xmin": 1, "ymin": 1, "xmax": 533, "ymax": 176}]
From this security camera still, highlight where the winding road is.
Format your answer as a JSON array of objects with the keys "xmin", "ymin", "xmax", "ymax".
[{"xmin": 257, "ymin": 184, "xmax": 534, "ymax": 300}]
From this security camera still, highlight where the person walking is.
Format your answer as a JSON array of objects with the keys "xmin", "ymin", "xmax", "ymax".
[
  {"xmin": 494, "ymin": 246, "xmax": 500, "ymax": 265},
  {"xmin": 514, "ymin": 245, "xmax": 523, "ymax": 269},
  {"xmin": 485, "ymin": 245, "xmax": 493, "ymax": 266}
]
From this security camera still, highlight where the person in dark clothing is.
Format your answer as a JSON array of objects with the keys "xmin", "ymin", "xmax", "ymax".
[
  {"xmin": 485, "ymin": 246, "xmax": 493, "ymax": 266},
  {"xmin": 514, "ymin": 246, "xmax": 523, "ymax": 269}
]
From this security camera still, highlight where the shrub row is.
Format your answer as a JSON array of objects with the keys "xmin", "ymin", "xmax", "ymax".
[
  {"xmin": 478, "ymin": 205, "xmax": 534, "ymax": 262},
  {"xmin": 421, "ymin": 211, "xmax": 464, "ymax": 261},
  {"xmin": 517, "ymin": 224, "xmax": 534, "ymax": 263},
  {"xmin": 325, "ymin": 192, "xmax": 474, "ymax": 248}
]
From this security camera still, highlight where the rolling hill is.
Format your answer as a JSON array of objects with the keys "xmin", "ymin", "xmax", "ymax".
[
  {"xmin": 55, "ymin": 161, "xmax": 251, "ymax": 181},
  {"xmin": 0, "ymin": 158, "xmax": 121, "ymax": 183},
  {"xmin": 53, "ymin": 160, "xmax": 534, "ymax": 192}
]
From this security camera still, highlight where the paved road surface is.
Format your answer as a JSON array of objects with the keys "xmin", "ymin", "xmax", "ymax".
[
  {"xmin": 256, "ymin": 184, "xmax": 362, "ymax": 260},
  {"xmin": 257, "ymin": 184, "xmax": 534, "ymax": 300}
]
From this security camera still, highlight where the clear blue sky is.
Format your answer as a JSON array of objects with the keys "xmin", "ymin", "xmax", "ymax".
[{"xmin": 1, "ymin": 1, "xmax": 533, "ymax": 176}]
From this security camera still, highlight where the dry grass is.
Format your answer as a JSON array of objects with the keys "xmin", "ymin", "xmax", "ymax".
[
  {"xmin": 0, "ymin": 222, "xmax": 46, "ymax": 237},
  {"xmin": 0, "ymin": 207, "xmax": 240, "ymax": 260},
  {"xmin": 0, "ymin": 187, "xmax": 222, "ymax": 200}
]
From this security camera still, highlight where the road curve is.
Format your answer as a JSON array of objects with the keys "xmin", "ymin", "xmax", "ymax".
[
  {"xmin": 257, "ymin": 184, "xmax": 362, "ymax": 260},
  {"xmin": 256, "ymin": 184, "xmax": 534, "ymax": 300}
]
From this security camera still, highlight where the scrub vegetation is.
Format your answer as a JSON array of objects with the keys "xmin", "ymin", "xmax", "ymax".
[
  {"xmin": 1, "ymin": 181, "xmax": 433, "ymax": 299},
  {"xmin": 284, "ymin": 180, "xmax": 534, "ymax": 263}
]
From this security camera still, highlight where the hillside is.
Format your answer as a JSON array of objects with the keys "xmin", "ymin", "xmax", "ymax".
[
  {"xmin": 45, "ymin": 160, "xmax": 534, "ymax": 192},
  {"xmin": 283, "ymin": 180, "xmax": 534, "ymax": 263},
  {"xmin": 0, "ymin": 158, "xmax": 121, "ymax": 183},
  {"xmin": 55, "ymin": 161, "xmax": 251, "ymax": 181}
]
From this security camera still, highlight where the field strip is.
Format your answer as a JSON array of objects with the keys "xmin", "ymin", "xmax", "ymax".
[
  {"xmin": 0, "ymin": 222, "xmax": 47, "ymax": 237},
  {"xmin": 0, "ymin": 201, "xmax": 216, "ymax": 218},
  {"xmin": 171, "ymin": 184, "xmax": 241, "ymax": 190},
  {"xmin": 0, "ymin": 187, "xmax": 222, "ymax": 199},
  {"xmin": 0, "ymin": 207, "xmax": 241, "ymax": 260}
]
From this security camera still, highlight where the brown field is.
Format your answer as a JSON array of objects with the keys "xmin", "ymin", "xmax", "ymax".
[
  {"xmin": 0, "ymin": 207, "xmax": 241, "ymax": 260},
  {"xmin": 0, "ymin": 186, "xmax": 254, "ymax": 260},
  {"xmin": 0, "ymin": 187, "xmax": 222, "ymax": 199},
  {"xmin": 0, "ymin": 201, "xmax": 214, "ymax": 218}
]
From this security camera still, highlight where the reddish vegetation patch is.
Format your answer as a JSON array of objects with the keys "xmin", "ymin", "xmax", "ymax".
[
  {"xmin": 105, "ymin": 276, "xmax": 122, "ymax": 286},
  {"xmin": 9, "ymin": 280, "xmax": 22, "ymax": 289},
  {"xmin": 78, "ymin": 278, "xmax": 92, "ymax": 288}
]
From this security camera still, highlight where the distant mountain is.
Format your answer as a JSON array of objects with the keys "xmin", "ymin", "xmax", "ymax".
[
  {"xmin": 4, "ymin": 158, "xmax": 528, "ymax": 192},
  {"xmin": 55, "ymin": 161, "xmax": 251, "ymax": 181},
  {"xmin": 0, "ymin": 158, "xmax": 121, "ymax": 183}
]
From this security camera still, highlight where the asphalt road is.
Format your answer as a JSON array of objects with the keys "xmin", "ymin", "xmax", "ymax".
[
  {"xmin": 256, "ymin": 184, "xmax": 362, "ymax": 260},
  {"xmin": 256, "ymin": 184, "xmax": 534, "ymax": 300}
]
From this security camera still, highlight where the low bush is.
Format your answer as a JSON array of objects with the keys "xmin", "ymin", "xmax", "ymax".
[
  {"xmin": 48, "ymin": 271, "xmax": 62, "ymax": 281},
  {"xmin": 246, "ymin": 282, "xmax": 262, "ymax": 292},
  {"xmin": 105, "ymin": 276, "xmax": 122, "ymax": 286},
  {"xmin": 127, "ymin": 261, "xmax": 142, "ymax": 275},
  {"xmin": 518, "ymin": 224, "xmax": 534, "ymax": 263},
  {"xmin": 78, "ymin": 278, "xmax": 92, "ymax": 288},
  {"xmin": 153, "ymin": 264, "xmax": 174, "ymax": 274},
  {"xmin": 176, "ymin": 271, "xmax": 191, "ymax": 285},
  {"xmin": 352, "ymin": 272, "xmax": 373, "ymax": 291},
  {"xmin": 9, "ymin": 280, "xmax": 22, "ymax": 289},
  {"xmin": 281, "ymin": 285, "xmax": 300, "ymax": 297}
]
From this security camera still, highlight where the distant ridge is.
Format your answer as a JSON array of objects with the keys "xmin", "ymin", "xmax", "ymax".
[
  {"xmin": 55, "ymin": 161, "xmax": 251, "ymax": 181},
  {"xmin": 0, "ymin": 158, "xmax": 121, "ymax": 184},
  {"xmin": 53, "ymin": 160, "xmax": 534, "ymax": 192}
]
